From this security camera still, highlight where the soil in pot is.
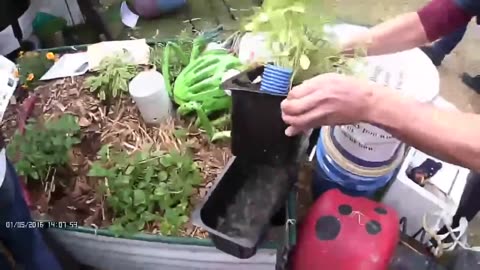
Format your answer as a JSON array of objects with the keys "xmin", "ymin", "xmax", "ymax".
[
  {"xmin": 217, "ymin": 163, "xmax": 293, "ymax": 241},
  {"xmin": 199, "ymin": 157, "xmax": 297, "ymax": 249}
]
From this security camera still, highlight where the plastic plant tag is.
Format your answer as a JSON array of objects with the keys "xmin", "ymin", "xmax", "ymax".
[
  {"xmin": 0, "ymin": 55, "xmax": 18, "ymax": 122},
  {"xmin": 87, "ymin": 39, "xmax": 150, "ymax": 69},
  {"xmin": 40, "ymin": 52, "xmax": 89, "ymax": 81},
  {"xmin": 120, "ymin": 1, "xmax": 139, "ymax": 28}
]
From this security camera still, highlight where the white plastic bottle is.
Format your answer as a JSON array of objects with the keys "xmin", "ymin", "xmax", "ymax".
[{"xmin": 128, "ymin": 70, "xmax": 172, "ymax": 124}]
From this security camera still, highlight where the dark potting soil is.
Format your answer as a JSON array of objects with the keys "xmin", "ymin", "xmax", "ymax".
[{"xmin": 216, "ymin": 164, "xmax": 294, "ymax": 243}]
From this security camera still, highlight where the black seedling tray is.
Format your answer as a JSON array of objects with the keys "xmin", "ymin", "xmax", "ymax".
[
  {"xmin": 192, "ymin": 157, "xmax": 297, "ymax": 259},
  {"xmin": 221, "ymin": 66, "xmax": 304, "ymax": 165}
]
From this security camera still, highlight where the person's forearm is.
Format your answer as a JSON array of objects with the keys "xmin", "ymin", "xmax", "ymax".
[
  {"xmin": 342, "ymin": 0, "xmax": 473, "ymax": 56},
  {"xmin": 366, "ymin": 87, "xmax": 480, "ymax": 172},
  {"xmin": 343, "ymin": 13, "xmax": 428, "ymax": 56}
]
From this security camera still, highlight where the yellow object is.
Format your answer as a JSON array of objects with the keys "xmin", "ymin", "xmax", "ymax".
[
  {"xmin": 26, "ymin": 73, "xmax": 34, "ymax": 81},
  {"xmin": 46, "ymin": 52, "xmax": 56, "ymax": 61}
]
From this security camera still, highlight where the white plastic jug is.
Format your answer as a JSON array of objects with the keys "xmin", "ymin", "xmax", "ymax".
[{"xmin": 129, "ymin": 70, "xmax": 172, "ymax": 124}]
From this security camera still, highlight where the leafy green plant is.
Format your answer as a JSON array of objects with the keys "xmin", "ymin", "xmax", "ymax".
[
  {"xmin": 7, "ymin": 115, "xmax": 81, "ymax": 181},
  {"xmin": 16, "ymin": 51, "xmax": 57, "ymax": 90},
  {"xmin": 244, "ymin": 0, "xmax": 359, "ymax": 83},
  {"xmin": 88, "ymin": 145, "xmax": 202, "ymax": 236},
  {"xmin": 178, "ymin": 102, "xmax": 231, "ymax": 142},
  {"xmin": 84, "ymin": 53, "xmax": 138, "ymax": 102},
  {"xmin": 149, "ymin": 30, "xmax": 196, "ymax": 97},
  {"xmin": 150, "ymin": 29, "xmax": 194, "ymax": 72}
]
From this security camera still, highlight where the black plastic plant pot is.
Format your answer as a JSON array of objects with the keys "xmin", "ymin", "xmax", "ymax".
[
  {"xmin": 192, "ymin": 157, "xmax": 297, "ymax": 259},
  {"xmin": 221, "ymin": 66, "xmax": 303, "ymax": 165}
]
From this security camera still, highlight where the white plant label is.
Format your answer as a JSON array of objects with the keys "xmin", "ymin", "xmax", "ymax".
[{"xmin": 0, "ymin": 56, "xmax": 18, "ymax": 122}]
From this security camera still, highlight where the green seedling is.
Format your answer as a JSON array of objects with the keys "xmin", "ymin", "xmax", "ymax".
[
  {"xmin": 244, "ymin": 0, "xmax": 359, "ymax": 83},
  {"xmin": 7, "ymin": 114, "xmax": 81, "ymax": 182},
  {"xmin": 88, "ymin": 145, "xmax": 202, "ymax": 236},
  {"xmin": 84, "ymin": 52, "xmax": 138, "ymax": 103}
]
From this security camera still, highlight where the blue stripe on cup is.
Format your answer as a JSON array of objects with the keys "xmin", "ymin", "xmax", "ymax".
[{"xmin": 260, "ymin": 64, "xmax": 293, "ymax": 95}]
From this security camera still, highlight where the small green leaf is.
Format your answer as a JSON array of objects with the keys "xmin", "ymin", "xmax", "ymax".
[
  {"xmin": 88, "ymin": 163, "xmax": 112, "ymax": 177},
  {"xmin": 136, "ymin": 220, "xmax": 146, "ymax": 230},
  {"xmin": 144, "ymin": 167, "xmax": 154, "ymax": 182},
  {"xmin": 98, "ymin": 145, "xmax": 110, "ymax": 160},
  {"xmin": 99, "ymin": 90, "xmax": 106, "ymax": 100},
  {"xmin": 258, "ymin": 12, "xmax": 269, "ymax": 22},
  {"xmin": 158, "ymin": 171, "xmax": 168, "ymax": 181},
  {"xmin": 173, "ymin": 129, "xmax": 187, "ymax": 140},
  {"xmin": 125, "ymin": 166, "xmax": 135, "ymax": 175},
  {"xmin": 299, "ymin": 54, "xmax": 310, "ymax": 70},
  {"xmin": 133, "ymin": 189, "xmax": 147, "ymax": 206},
  {"xmin": 244, "ymin": 22, "xmax": 254, "ymax": 31},
  {"xmin": 160, "ymin": 156, "xmax": 172, "ymax": 167},
  {"xmin": 30, "ymin": 170, "xmax": 39, "ymax": 180},
  {"xmin": 154, "ymin": 186, "xmax": 167, "ymax": 196}
]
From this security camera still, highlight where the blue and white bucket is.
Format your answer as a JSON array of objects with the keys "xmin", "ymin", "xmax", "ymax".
[
  {"xmin": 313, "ymin": 126, "xmax": 405, "ymax": 198},
  {"xmin": 313, "ymin": 24, "xmax": 440, "ymax": 199}
]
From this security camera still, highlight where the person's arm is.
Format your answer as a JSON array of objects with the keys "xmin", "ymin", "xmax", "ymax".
[
  {"xmin": 342, "ymin": 0, "xmax": 473, "ymax": 56},
  {"xmin": 367, "ymin": 88, "xmax": 480, "ymax": 172}
]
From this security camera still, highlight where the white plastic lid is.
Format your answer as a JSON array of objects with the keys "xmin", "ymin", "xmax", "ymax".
[{"xmin": 129, "ymin": 70, "xmax": 166, "ymax": 98}]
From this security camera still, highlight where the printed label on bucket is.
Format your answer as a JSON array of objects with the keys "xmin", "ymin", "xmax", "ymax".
[
  {"xmin": 318, "ymin": 23, "xmax": 440, "ymax": 172},
  {"xmin": 331, "ymin": 62, "xmax": 405, "ymax": 163},
  {"xmin": 329, "ymin": 49, "xmax": 439, "ymax": 164},
  {"xmin": 332, "ymin": 124, "xmax": 401, "ymax": 163}
]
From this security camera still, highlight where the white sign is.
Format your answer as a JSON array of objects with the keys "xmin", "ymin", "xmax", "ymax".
[
  {"xmin": 0, "ymin": 56, "xmax": 18, "ymax": 122},
  {"xmin": 87, "ymin": 39, "xmax": 150, "ymax": 70},
  {"xmin": 40, "ymin": 52, "xmax": 89, "ymax": 81},
  {"xmin": 120, "ymin": 1, "xmax": 139, "ymax": 28}
]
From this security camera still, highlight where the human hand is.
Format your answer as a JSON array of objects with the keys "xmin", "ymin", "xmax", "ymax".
[
  {"xmin": 340, "ymin": 32, "xmax": 372, "ymax": 56},
  {"xmin": 281, "ymin": 73, "xmax": 377, "ymax": 136}
]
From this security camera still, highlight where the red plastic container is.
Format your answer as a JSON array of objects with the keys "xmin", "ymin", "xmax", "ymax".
[{"xmin": 292, "ymin": 189, "xmax": 399, "ymax": 270}]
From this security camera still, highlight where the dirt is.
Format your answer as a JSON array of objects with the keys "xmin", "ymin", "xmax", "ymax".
[
  {"xmin": 1, "ymin": 74, "xmax": 231, "ymax": 237},
  {"xmin": 216, "ymin": 163, "xmax": 295, "ymax": 243}
]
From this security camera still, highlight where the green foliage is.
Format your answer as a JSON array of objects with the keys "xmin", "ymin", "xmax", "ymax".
[
  {"xmin": 150, "ymin": 29, "xmax": 194, "ymax": 74},
  {"xmin": 16, "ymin": 51, "xmax": 56, "ymax": 89},
  {"xmin": 159, "ymin": 30, "xmax": 198, "ymax": 97},
  {"xmin": 88, "ymin": 145, "xmax": 202, "ymax": 236},
  {"xmin": 178, "ymin": 102, "xmax": 232, "ymax": 142},
  {"xmin": 7, "ymin": 115, "xmax": 81, "ymax": 181},
  {"xmin": 244, "ymin": 0, "xmax": 359, "ymax": 83},
  {"xmin": 84, "ymin": 53, "xmax": 138, "ymax": 101}
]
